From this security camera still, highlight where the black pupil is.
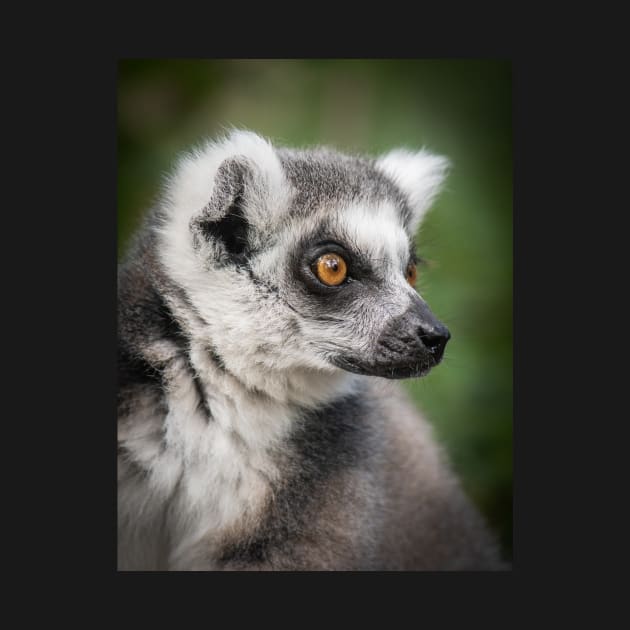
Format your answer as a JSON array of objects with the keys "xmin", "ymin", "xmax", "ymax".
[{"xmin": 328, "ymin": 258, "xmax": 338, "ymax": 272}]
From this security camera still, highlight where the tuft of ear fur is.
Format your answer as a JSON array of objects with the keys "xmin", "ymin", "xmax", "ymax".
[{"xmin": 376, "ymin": 149, "xmax": 450, "ymax": 234}]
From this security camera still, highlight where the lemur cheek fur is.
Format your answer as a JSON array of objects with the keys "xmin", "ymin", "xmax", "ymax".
[{"xmin": 118, "ymin": 130, "xmax": 505, "ymax": 571}]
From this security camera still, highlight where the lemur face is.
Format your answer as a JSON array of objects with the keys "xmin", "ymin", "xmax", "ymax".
[{"xmin": 157, "ymin": 131, "xmax": 450, "ymax": 381}]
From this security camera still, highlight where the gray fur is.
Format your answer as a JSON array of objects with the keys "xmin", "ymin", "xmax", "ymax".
[{"xmin": 118, "ymin": 130, "xmax": 506, "ymax": 571}]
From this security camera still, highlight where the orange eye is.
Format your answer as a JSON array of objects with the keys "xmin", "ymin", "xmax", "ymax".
[
  {"xmin": 313, "ymin": 253, "xmax": 348, "ymax": 286},
  {"xmin": 406, "ymin": 263, "xmax": 417, "ymax": 287}
]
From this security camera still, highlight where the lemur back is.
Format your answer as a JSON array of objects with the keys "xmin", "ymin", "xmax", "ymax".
[{"xmin": 117, "ymin": 130, "xmax": 504, "ymax": 570}]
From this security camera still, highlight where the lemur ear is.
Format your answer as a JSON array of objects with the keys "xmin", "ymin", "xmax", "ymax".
[
  {"xmin": 163, "ymin": 130, "xmax": 289, "ymax": 264},
  {"xmin": 376, "ymin": 149, "xmax": 450, "ymax": 234}
]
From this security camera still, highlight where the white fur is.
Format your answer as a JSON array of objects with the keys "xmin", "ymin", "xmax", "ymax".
[
  {"xmin": 337, "ymin": 201, "xmax": 410, "ymax": 273},
  {"xmin": 375, "ymin": 148, "xmax": 450, "ymax": 234}
]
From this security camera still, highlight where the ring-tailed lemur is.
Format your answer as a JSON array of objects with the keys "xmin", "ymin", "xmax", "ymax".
[{"xmin": 118, "ymin": 130, "xmax": 505, "ymax": 570}]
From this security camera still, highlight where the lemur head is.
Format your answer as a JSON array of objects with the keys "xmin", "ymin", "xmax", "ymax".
[{"xmin": 155, "ymin": 130, "xmax": 450, "ymax": 390}]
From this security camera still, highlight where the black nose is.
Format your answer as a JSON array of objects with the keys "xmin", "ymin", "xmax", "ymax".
[{"xmin": 418, "ymin": 324, "xmax": 450, "ymax": 362}]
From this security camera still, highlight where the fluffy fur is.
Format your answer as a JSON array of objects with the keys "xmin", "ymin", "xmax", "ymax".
[{"xmin": 118, "ymin": 130, "xmax": 505, "ymax": 570}]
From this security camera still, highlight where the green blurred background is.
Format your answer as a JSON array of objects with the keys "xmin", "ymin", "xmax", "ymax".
[{"xmin": 118, "ymin": 59, "xmax": 513, "ymax": 561}]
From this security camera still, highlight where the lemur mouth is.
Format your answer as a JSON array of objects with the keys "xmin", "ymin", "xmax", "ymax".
[{"xmin": 331, "ymin": 355, "xmax": 437, "ymax": 380}]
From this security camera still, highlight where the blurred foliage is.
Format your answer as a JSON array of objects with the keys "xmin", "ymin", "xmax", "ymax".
[{"xmin": 118, "ymin": 59, "xmax": 512, "ymax": 560}]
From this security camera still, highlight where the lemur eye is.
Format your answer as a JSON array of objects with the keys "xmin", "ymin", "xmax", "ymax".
[
  {"xmin": 406, "ymin": 263, "xmax": 418, "ymax": 287},
  {"xmin": 313, "ymin": 253, "xmax": 348, "ymax": 286}
]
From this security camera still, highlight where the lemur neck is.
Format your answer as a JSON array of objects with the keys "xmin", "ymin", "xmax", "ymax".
[
  {"xmin": 187, "ymin": 335, "xmax": 361, "ymax": 411},
  {"xmin": 149, "ymin": 269, "xmax": 361, "ymax": 410},
  {"xmin": 165, "ymin": 292, "xmax": 356, "ymax": 410}
]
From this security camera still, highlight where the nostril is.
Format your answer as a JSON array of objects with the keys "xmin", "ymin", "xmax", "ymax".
[
  {"xmin": 419, "ymin": 332, "xmax": 442, "ymax": 351},
  {"xmin": 418, "ymin": 325, "xmax": 450, "ymax": 360}
]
